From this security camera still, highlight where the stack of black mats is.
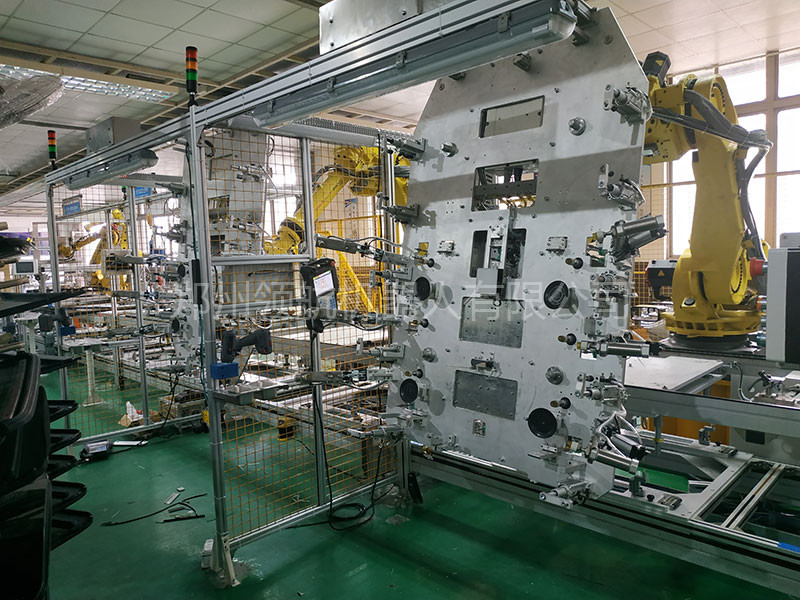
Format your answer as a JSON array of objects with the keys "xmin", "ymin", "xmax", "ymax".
[{"xmin": 0, "ymin": 352, "xmax": 92, "ymax": 599}]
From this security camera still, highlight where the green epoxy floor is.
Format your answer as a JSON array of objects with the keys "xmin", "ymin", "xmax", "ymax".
[{"xmin": 49, "ymin": 434, "xmax": 794, "ymax": 600}]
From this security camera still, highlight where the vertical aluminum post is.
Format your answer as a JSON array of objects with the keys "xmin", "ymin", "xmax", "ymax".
[
  {"xmin": 300, "ymin": 137, "xmax": 329, "ymax": 506},
  {"xmin": 380, "ymin": 138, "xmax": 409, "ymax": 494},
  {"xmin": 126, "ymin": 188, "xmax": 150, "ymax": 424},
  {"xmin": 105, "ymin": 208, "xmax": 122, "ymax": 387},
  {"xmin": 380, "ymin": 136, "xmax": 398, "ymax": 316},
  {"xmin": 46, "ymin": 183, "xmax": 70, "ymax": 426},
  {"xmin": 188, "ymin": 107, "xmax": 237, "ymax": 586}
]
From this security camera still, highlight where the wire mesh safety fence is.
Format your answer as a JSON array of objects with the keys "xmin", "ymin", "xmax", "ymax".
[
  {"xmin": 310, "ymin": 139, "xmax": 393, "ymax": 500},
  {"xmin": 208, "ymin": 131, "xmax": 396, "ymax": 540},
  {"xmin": 48, "ymin": 176, "xmax": 203, "ymax": 440},
  {"xmin": 45, "ymin": 124, "xmax": 400, "ymax": 545}
]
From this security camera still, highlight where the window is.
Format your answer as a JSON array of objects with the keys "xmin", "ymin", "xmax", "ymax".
[
  {"xmin": 672, "ymin": 152, "xmax": 694, "ymax": 183},
  {"xmin": 779, "ymin": 49, "xmax": 800, "ymax": 99},
  {"xmin": 666, "ymin": 52, "xmax": 800, "ymax": 256},
  {"xmin": 669, "ymin": 152, "xmax": 696, "ymax": 256},
  {"xmin": 777, "ymin": 175, "xmax": 800, "ymax": 240},
  {"xmin": 739, "ymin": 113, "xmax": 767, "ymax": 237},
  {"xmin": 739, "ymin": 113, "xmax": 767, "ymax": 175},
  {"xmin": 778, "ymin": 108, "xmax": 800, "ymax": 173},
  {"xmin": 671, "ymin": 183, "xmax": 696, "ymax": 257},
  {"xmin": 719, "ymin": 57, "xmax": 766, "ymax": 105}
]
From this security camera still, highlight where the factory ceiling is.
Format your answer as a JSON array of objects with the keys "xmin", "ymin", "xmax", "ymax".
[{"xmin": 0, "ymin": 0, "xmax": 798, "ymax": 214}]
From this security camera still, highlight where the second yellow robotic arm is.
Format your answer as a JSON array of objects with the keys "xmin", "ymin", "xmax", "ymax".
[{"xmin": 264, "ymin": 145, "xmax": 408, "ymax": 255}]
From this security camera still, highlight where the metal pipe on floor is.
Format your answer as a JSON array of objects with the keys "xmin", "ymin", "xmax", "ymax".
[{"xmin": 78, "ymin": 414, "xmax": 202, "ymax": 445}]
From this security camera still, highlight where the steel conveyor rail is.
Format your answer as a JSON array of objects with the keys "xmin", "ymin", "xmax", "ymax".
[{"xmin": 411, "ymin": 446, "xmax": 800, "ymax": 595}]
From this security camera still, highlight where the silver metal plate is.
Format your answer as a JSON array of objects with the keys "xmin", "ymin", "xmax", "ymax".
[
  {"xmin": 453, "ymin": 370, "xmax": 518, "ymax": 420},
  {"xmin": 460, "ymin": 297, "xmax": 524, "ymax": 348},
  {"xmin": 320, "ymin": 0, "xmax": 419, "ymax": 54}
]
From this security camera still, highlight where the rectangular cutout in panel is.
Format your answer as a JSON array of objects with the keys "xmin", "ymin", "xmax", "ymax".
[
  {"xmin": 469, "ymin": 230, "xmax": 488, "ymax": 277},
  {"xmin": 460, "ymin": 297, "xmax": 524, "ymax": 347},
  {"xmin": 453, "ymin": 370, "xmax": 518, "ymax": 420},
  {"xmin": 505, "ymin": 228, "xmax": 526, "ymax": 279},
  {"xmin": 480, "ymin": 96, "xmax": 544, "ymax": 138},
  {"xmin": 473, "ymin": 159, "xmax": 538, "ymax": 211}
]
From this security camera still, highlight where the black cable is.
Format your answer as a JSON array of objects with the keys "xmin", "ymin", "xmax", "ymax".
[
  {"xmin": 150, "ymin": 371, "xmax": 182, "ymax": 438},
  {"xmin": 291, "ymin": 329, "xmax": 393, "ymax": 531},
  {"xmin": 289, "ymin": 442, "xmax": 389, "ymax": 530},
  {"xmin": 101, "ymin": 493, "xmax": 207, "ymax": 526},
  {"xmin": 321, "ymin": 319, "xmax": 387, "ymax": 332},
  {"xmin": 738, "ymin": 147, "xmax": 769, "ymax": 265},
  {"xmin": 652, "ymin": 106, "xmax": 770, "ymax": 149},
  {"xmin": 326, "ymin": 443, "xmax": 385, "ymax": 531}
]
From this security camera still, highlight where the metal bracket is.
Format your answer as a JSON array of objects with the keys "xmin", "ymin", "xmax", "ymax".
[
  {"xmin": 513, "ymin": 53, "xmax": 532, "ymax": 72},
  {"xmin": 378, "ymin": 193, "xmax": 420, "ymax": 223},
  {"xmin": 572, "ymin": 25, "xmax": 589, "ymax": 45},
  {"xmin": 699, "ymin": 425, "xmax": 715, "ymax": 446},
  {"xmin": 357, "ymin": 339, "xmax": 405, "ymax": 361},
  {"xmin": 207, "ymin": 534, "xmax": 240, "ymax": 587},
  {"xmin": 498, "ymin": 11, "xmax": 510, "ymax": 33},
  {"xmin": 386, "ymin": 136, "xmax": 427, "ymax": 160},
  {"xmin": 603, "ymin": 84, "xmax": 651, "ymax": 124}
]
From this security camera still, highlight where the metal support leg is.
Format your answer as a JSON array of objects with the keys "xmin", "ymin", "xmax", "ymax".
[
  {"xmin": 83, "ymin": 348, "xmax": 102, "ymax": 406},
  {"xmin": 46, "ymin": 184, "xmax": 71, "ymax": 426},
  {"xmin": 299, "ymin": 137, "xmax": 329, "ymax": 506},
  {"xmin": 396, "ymin": 438, "xmax": 411, "ymax": 498},
  {"xmin": 188, "ymin": 107, "xmax": 238, "ymax": 587},
  {"xmin": 24, "ymin": 321, "xmax": 37, "ymax": 354},
  {"xmin": 654, "ymin": 415, "xmax": 663, "ymax": 456},
  {"xmin": 381, "ymin": 135, "xmax": 407, "ymax": 491},
  {"xmin": 126, "ymin": 186, "xmax": 150, "ymax": 424}
]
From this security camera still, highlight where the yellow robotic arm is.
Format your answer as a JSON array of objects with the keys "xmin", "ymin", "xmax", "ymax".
[
  {"xmin": 642, "ymin": 51, "xmax": 771, "ymax": 343},
  {"xmin": 57, "ymin": 209, "xmax": 129, "ymax": 290},
  {"xmin": 264, "ymin": 146, "xmax": 409, "ymax": 255},
  {"xmin": 57, "ymin": 229, "xmax": 103, "ymax": 261}
]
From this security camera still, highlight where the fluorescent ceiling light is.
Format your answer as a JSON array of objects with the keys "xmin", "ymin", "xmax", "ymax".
[
  {"xmin": 65, "ymin": 149, "xmax": 159, "ymax": 190},
  {"xmin": 0, "ymin": 65, "xmax": 175, "ymax": 103}
]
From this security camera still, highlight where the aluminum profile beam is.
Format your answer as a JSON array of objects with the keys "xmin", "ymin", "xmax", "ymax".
[
  {"xmin": 46, "ymin": 0, "xmax": 577, "ymax": 185},
  {"xmin": 626, "ymin": 385, "xmax": 800, "ymax": 437}
]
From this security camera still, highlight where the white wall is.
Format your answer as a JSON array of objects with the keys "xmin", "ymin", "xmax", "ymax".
[{"xmin": 0, "ymin": 215, "xmax": 42, "ymax": 233}]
